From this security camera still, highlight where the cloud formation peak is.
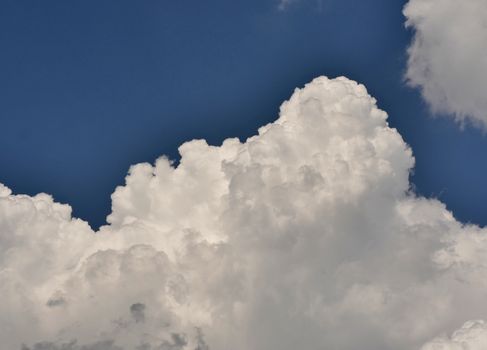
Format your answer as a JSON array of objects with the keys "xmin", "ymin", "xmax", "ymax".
[{"xmin": 1, "ymin": 76, "xmax": 487, "ymax": 349}]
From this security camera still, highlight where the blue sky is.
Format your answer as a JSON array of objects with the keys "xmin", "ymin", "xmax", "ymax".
[{"xmin": 1, "ymin": 0, "xmax": 486, "ymax": 229}]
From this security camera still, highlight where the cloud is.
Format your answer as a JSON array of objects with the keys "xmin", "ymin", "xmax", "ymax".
[
  {"xmin": 2, "ymin": 76, "xmax": 487, "ymax": 349},
  {"xmin": 404, "ymin": 0, "xmax": 487, "ymax": 128},
  {"xmin": 277, "ymin": 0, "xmax": 324, "ymax": 11},
  {"xmin": 421, "ymin": 320, "xmax": 487, "ymax": 350},
  {"xmin": 277, "ymin": 0, "xmax": 295, "ymax": 11}
]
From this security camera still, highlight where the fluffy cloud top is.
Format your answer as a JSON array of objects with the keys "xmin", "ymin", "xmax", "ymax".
[
  {"xmin": 404, "ymin": 0, "xmax": 487, "ymax": 128},
  {"xmin": 2, "ymin": 77, "xmax": 487, "ymax": 350}
]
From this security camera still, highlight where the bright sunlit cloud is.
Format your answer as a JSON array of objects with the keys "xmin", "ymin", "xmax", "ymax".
[
  {"xmin": 2, "ymin": 77, "xmax": 487, "ymax": 350},
  {"xmin": 404, "ymin": 0, "xmax": 487, "ymax": 129}
]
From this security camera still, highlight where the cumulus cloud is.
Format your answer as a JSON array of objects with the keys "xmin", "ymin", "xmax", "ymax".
[
  {"xmin": 404, "ymin": 0, "xmax": 487, "ymax": 128},
  {"xmin": 2, "ymin": 76, "xmax": 487, "ymax": 349},
  {"xmin": 421, "ymin": 320, "xmax": 487, "ymax": 350}
]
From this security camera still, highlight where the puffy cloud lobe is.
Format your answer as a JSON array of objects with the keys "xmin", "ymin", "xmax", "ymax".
[
  {"xmin": 421, "ymin": 321, "xmax": 487, "ymax": 350},
  {"xmin": 404, "ymin": 0, "xmax": 487, "ymax": 128},
  {"xmin": 1, "ymin": 76, "xmax": 487, "ymax": 350}
]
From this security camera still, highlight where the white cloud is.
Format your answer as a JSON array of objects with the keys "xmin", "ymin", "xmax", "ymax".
[
  {"xmin": 2, "ymin": 76, "xmax": 487, "ymax": 349},
  {"xmin": 404, "ymin": 0, "xmax": 487, "ymax": 128},
  {"xmin": 421, "ymin": 320, "xmax": 487, "ymax": 350}
]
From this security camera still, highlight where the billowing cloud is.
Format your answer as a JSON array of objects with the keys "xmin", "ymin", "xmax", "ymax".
[
  {"xmin": 421, "ymin": 320, "xmax": 487, "ymax": 350},
  {"xmin": 404, "ymin": 0, "xmax": 487, "ymax": 128},
  {"xmin": 1, "ymin": 77, "xmax": 487, "ymax": 350}
]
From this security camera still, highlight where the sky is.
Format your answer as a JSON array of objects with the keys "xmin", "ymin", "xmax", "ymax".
[
  {"xmin": 3, "ymin": 1, "xmax": 487, "ymax": 350},
  {"xmin": 1, "ymin": 0, "xmax": 487, "ymax": 230}
]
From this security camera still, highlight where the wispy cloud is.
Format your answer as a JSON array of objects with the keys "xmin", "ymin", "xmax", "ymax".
[{"xmin": 277, "ymin": 0, "xmax": 297, "ymax": 11}]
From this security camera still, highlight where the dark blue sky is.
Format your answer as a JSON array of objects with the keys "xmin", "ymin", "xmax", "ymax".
[{"xmin": 1, "ymin": 0, "xmax": 486, "ymax": 229}]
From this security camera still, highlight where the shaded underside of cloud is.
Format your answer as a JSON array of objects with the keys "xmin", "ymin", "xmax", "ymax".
[
  {"xmin": 404, "ymin": 0, "xmax": 487, "ymax": 128},
  {"xmin": 1, "ymin": 76, "xmax": 487, "ymax": 349}
]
